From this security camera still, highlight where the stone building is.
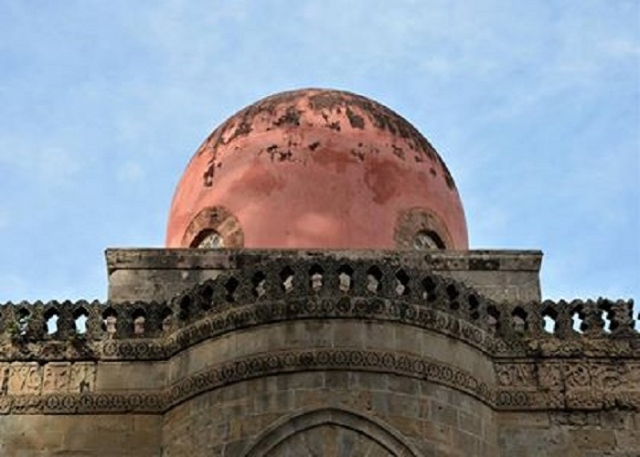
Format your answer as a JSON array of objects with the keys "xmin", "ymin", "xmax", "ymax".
[{"xmin": 0, "ymin": 89, "xmax": 638, "ymax": 456}]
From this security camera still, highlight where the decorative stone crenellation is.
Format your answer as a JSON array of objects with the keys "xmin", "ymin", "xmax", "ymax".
[{"xmin": 2, "ymin": 257, "xmax": 636, "ymax": 351}]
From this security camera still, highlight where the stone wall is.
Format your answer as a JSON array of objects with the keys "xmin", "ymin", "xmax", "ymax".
[
  {"xmin": 0, "ymin": 414, "xmax": 160, "ymax": 456},
  {"xmin": 498, "ymin": 411, "xmax": 640, "ymax": 457},
  {"xmin": 162, "ymin": 374, "xmax": 497, "ymax": 457}
]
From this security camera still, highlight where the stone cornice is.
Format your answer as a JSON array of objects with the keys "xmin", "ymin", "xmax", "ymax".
[{"xmin": 105, "ymin": 248, "xmax": 543, "ymax": 272}]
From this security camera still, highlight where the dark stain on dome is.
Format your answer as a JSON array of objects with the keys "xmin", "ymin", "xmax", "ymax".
[
  {"xmin": 273, "ymin": 106, "xmax": 301, "ymax": 127},
  {"xmin": 346, "ymin": 107, "xmax": 365, "ymax": 129}
]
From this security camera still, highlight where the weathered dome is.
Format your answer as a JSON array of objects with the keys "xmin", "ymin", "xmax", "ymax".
[{"xmin": 166, "ymin": 88, "xmax": 468, "ymax": 250}]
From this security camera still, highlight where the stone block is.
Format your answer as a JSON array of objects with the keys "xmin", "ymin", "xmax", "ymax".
[
  {"xmin": 276, "ymin": 372, "xmax": 324, "ymax": 390},
  {"xmin": 387, "ymin": 393, "xmax": 420, "ymax": 417},
  {"xmin": 95, "ymin": 361, "xmax": 163, "ymax": 391},
  {"xmin": 333, "ymin": 321, "xmax": 364, "ymax": 347},
  {"xmin": 615, "ymin": 429, "xmax": 640, "ymax": 452},
  {"xmin": 386, "ymin": 415, "xmax": 423, "ymax": 439},
  {"xmin": 349, "ymin": 371, "xmax": 388, "ymax": 391},
  {"xmin": 325, "ymin": 371, "xmax": 350, "ymax": 389},
  {"xmin": 430, "ymin": 400, "xmax": 458, "ymax": 427},
  {"xmin": 570, "ymin": 429, "xmax": 616, "ymax": 451},
  {"xmin": 422, "ymin": 420, "xmax": 453, "ymax": 446},
  {"xmin": 458, "ymin": 411, "xmax": 482, "ymax": 437},
  {"xmin": 293, "ymin": 389, "xmax": 329, "ymax": 410},
  {"xmin": 387, "ymin": 373, "xmax": 419, "ymax": 396},
  {"xmin": 454, "ymin": 429, "xmax": 480, "ymax": 456},
  {"xmin": 362, "ymin": 321, "xmax": 395, "ymax": 350},
  {"xmin": 300, "ymin": 320, "xmax": 333, "ymax": 347}
]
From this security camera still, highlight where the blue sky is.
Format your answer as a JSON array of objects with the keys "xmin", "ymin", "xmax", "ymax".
[{"xmin": 0, "ymin": 1, "xmax": 638, "ymax": 312}]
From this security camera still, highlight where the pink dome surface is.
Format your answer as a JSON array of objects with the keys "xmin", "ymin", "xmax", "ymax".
[{"xmin": 166, "ymin": 89, "xmax": 468, "ymax": 250}]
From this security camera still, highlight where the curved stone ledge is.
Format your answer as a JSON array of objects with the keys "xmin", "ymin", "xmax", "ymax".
[
  {"xmin": 109, "ymin": 298, "xmax": 496, "ymax": 362},
  {"xmin": 165, "ymin": 348, "xmax": 494, "ymax": 410},
  {"xmin": 165, "ymin": 319, "xmax": 495, "ymax": 386}
]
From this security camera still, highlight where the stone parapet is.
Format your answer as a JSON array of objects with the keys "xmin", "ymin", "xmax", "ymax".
[
  {"xmin": 1, "ymin": 255, "xmax": 635, "ymax": 355},
  {"xmin": 105, "ymin": 248, "xmax": 543, "ymax": 303}
]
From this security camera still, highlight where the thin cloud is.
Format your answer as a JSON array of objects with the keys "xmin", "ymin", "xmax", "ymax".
[
  {"xmin": 0, "ymin": 210, "xmax": 8, "ymax": 231},
  {"xmin": 117, "ymin": 161, "xmax": 146, "ymax": 183},
  {"xmin": 0, "ymin": 141, "xmax": 83, "ymax": 190}
]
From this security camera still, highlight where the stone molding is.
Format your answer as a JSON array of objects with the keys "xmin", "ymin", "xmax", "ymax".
[
  {"xmin": 101, "ymin": 299, "xmax": 494, "ymax": 361},
  {"xmin": 105, "ymin": 248, "xmax": 544, "ymax": 272}
]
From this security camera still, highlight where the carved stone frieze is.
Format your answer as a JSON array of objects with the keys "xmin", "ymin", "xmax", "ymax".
[
  {"xmin": 495, "ymin": 359, "xmax": 640, "ymax": 411},
  {"xmin": 495, "ymin": 363, "xmax": 535, "ymax": 388},
  {"xmin": 563, "ymin": 363, "xmax": 591, "ymax": 390},
  {"xmin": 6, "ymin": 361, "xmax": 97, "ymax": 399},
  {"xmin": 0, "ymin": 362, "xmax": 9, "ymax": 395},
  {"xmin": 69, "ymin": 362, "xmax": 96, "ymax": 393},
  {"xmin": 43, "ymin": 363, "xmax": 70, "ymax": 393},
  {"xmin": 8, "ymin": 362, "xmax": 42, "ymax": 395},
  {"xmin": 537, "ymin": 361, "xmax": 563, "ymax": 391}
]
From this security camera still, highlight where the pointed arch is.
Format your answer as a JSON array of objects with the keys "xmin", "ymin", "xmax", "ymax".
[{"xmin": 243, "ymin": 407, "xmax": 421, "ymax": 457}]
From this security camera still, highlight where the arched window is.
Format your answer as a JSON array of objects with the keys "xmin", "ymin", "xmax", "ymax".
[
  {"xmin": 193, "ymin": 229, "xmax": 224, "ymax": 248},
  {"xmin": 413, "ymin": 229, "xmax": 445, "ymax": 250}
]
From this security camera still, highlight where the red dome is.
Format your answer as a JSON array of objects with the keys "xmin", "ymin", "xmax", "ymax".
[{"xmin": 166, "ymin": 89, "xmax": 468, "ymax": 250}]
